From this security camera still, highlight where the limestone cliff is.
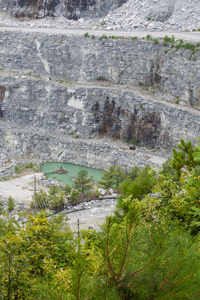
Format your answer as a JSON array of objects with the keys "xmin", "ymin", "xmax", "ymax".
[
  {"xmin": 0, "ymin": 0, "xmax": 127, "ymax": 19},
  {"xmin": 0, "ymin": 31, "xmax": 199, "ymax": 170}
]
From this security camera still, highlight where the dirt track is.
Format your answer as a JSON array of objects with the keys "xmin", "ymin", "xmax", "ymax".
[
  {"xmin": 0, "ymin": 173, "xmax": 116, "ymax": 229},
  {"xmin": 0, "ymin": 26, "xmax": 200, "ymax": 42},
  {"xmin": 0, "ymin": 173, "xmax": 44, "ymax": 203}
]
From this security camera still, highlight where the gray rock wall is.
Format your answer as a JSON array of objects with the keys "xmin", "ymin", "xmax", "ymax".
[
  {"xmin": 0, "ymin": 31, "xmax": 199, "ymax": 170},
  {"xmin": 0, "ymin": 31, "xmax": 199, "ymax": 106},
  {"xmin": 0, "ymin": 0, "xmax": 127, "ymax": 18},
  {"xmin": 0, "ymin": 126, "xmax": 166, "ymax": 171},
  {"xmin": 0, "ymin": 76, "xmax": 199, "ymax": 150}
]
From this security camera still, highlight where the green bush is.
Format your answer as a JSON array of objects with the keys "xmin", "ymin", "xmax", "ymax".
[
  {"xmin": 98, "ymin": 166, "xmax": 127, "ymax": 189},
  {"xmin": 70, "ymin": 189, "xmax": 80, "ymax": 204},
  {"xmin": 84, "ymin": 32, "xmax": 90, "ymax": 37},
  {"xmin": 73, "ymin": 170, "xmax": 93, "ymax": 194},
  {"xmin": 31, "ymin": 190, "xmax": 49, "ymax": 210},
  {"xmin": 48, "ymin": 186, "xmax": 65, "ymax": 210},
  {"xmin": 15, "ymin": 163, "xmax": 23, "ymax": 174},
  {"xmin": 7, "ymin": 196, "xmax": 15, "ymax": 212},
  {"xmin": 146, "ymin": 34, "xmax": 151, "ymax": 40}
]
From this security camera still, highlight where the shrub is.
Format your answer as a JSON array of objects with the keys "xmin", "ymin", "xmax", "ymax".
[
  {"xmin": 15, "ymin": 163, "xmax": 23, "ymax": 174},
  {"xmin": 70, "ymin": 189, "xmax": 80, "ymax": 204},
  {"xmin": 31, "ymin": 190, "xmax": 49, "ymax": 210},
  {"xmin": 73, "ymin": 170, "xmax": 93, "ymax": 194},
  {"xmin": 7, "ymin": 196, "xmax": 15, "ymax": 212},
  {"xmin": 146, "ymin": 34, "xmax": 151, "ymax": 40},
  {"xmin": 84, "ymin": 32, "xmax": 90, "ymax": 37}
]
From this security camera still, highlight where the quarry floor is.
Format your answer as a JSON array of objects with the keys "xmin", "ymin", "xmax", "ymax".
[{"xmin": 0, "ymin": 172, "xmax": 116, "ymax": 229}]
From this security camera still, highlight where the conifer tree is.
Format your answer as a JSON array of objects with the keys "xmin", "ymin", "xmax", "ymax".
[
  {"xmin": 171, "ymin": 139, "xmax": 197, "ymax": 177},
  {"xmin": 7, "ymin": 196, "xmax": 15, "ymax": 212},
  {"xmin": 74, "ymin": 170, "xmax": 93, "ymax": 194}
]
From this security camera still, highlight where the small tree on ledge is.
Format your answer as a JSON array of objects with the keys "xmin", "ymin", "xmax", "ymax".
[
  {"xmin": 7, "ymin": 196, "xmax": 15, "ymax": 212},
  {"xmin": 74, "ymin": 170, "xmax": 93, "ymax": 195}
]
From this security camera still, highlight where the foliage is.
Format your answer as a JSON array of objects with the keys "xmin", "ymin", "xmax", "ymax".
[
  {"xmin": 126, "ymin": 134, "xmax": 141, "ymax": 146},
  {"xmin": 163, "ymin": 35, "xmax": 200, "ymax": 59},
  {"xmin": 32, "ymin": 183, "xmax": 74, "ymax": 211},
  {"xmin": 48, "ymin": 186, "xmax": 65, "ymax": 210},
  {"xmin": 31, "ymin": 189, "xmax": 49, "ymax": 210},
  {"xmin": 69, "ymin": 189, "xmax": 80, "ymax": 204},
  {"xmin": 0, "ymin": 212, "xmax": 74, "ymax": 299},
  {"xmin": 160, "ymin": 157, "xmax": 176, "ymax": 178},
  {"xmin": 14, "ymin": 162, "xmax": 40, "ymax": 174},
  {"xmin": 73, "ymin": 170, "xmax": 93, "ymax": 194},
  {"xmin": 118, "ymin": 166, "xmax": 156, "ymax": 213},
  {"xmin": 83, "ymin": 32, "xmax": 90, "ymax": 37},
  {"xmin": 2, "ymin": 139, "xmax": 200, "ymax": 298},
  {"xmin": 1, "ymin": 208, "xmax": 200, "ymax": 299},
  {"xmin": 14, "ymin": 163, "xmax": 23, "ymax": 174},
  {"xmin": 98, "ymin": 166, "xmax": 127, "ymax": 189},
  {"xmin": 7, "ymin": 196, "xmax": 15, "ymax": 212},
  {"xmin": 171, "ymin": 139, "xmax": 197, "ymax": 177},
  {"xmin": 63, "ymin": 184, "xmax": 72, "ymax": 196},
  {"xmin": 0, "ymin": 201, "xmax": 4, "ymax": 214},
  {"xmin": 99, "ymin": 211, "xmax": 200, "ymax": 300}
]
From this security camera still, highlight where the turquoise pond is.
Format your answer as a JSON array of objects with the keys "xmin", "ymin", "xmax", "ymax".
[{"xmin": 41, "ymin": 162, "xmax": 103, "ymax": 185}]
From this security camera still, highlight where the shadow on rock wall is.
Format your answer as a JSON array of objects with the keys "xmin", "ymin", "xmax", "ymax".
[
  {"xmin": 5, "ymin": 0, "xmax": 128, "ymax": 19},
  {"xmin": 92, "ymin": 98, "xmax": 172, "ymax": 148}
]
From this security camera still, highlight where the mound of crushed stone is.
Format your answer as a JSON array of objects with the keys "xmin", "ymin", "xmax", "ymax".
[
  {"xmin": 0, "ymin": 0, "xmax": 199, "ymax": 32},
  {"xmin": 101, "ymin": 0, "xmax": 200, "ymax": 31}
]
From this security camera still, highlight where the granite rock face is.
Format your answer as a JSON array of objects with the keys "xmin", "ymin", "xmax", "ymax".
[
  {"xmin": 0, "ymin": 31, "xmax": 199, "ymax": 170},
  {"xmin": 0, "ymin": 0, "xmax": 127, "ymax": 19},
  {"xmin": 101, "ymin": 0, "xmax": 200, "ymax": 32},
  {"xmin": 0, "ymin": 32, "xmax": 200, "ymax": 107},
  {"xmin": 1, "ymin": 76, "xmax": 200, "ymax": 150},
  {"xmin": 0, "ymin": 0, "xmax": 199, "ymax": 31}
]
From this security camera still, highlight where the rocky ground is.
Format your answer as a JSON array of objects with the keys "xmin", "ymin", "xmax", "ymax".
[
  {"xmin": 101, "ymin": 0, "xmax": 200, "ymax": 32},
  {"xmin": 0, "ymin": 173, "xmax": 45, "ymax": 203},
  {"xmin": 0, "ymin": 172, "xmax": 117, "ymax": 229},
  {"xmin": 0, "ymin": 0, "xmax": 199, "ymax": 32}
]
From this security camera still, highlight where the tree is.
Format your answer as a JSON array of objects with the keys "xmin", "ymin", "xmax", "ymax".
[
  {"xmin": 74, "ymin": 170, "xmax": 93, "ymax": 194},
  {"xmin": 69, "ymin": 189, "xmax": 80, "ymax": 204},
  {"xmin": 7, "ymin": 197, "xmax": 15, "ymax": 213},
  {"xmin": 171, "ymin": 139, "xmax": 197, "ymax": 177},
  {"xmin": 31, "ymin": 189, "xmax": 48, "ymax": 210},
  {"xmin": 118, "ymin": 166, "xmax": 156, "ymax": 213},
  {"xmin": 98, "ymin": 166, "xmax": 127, "ymax": 189},
  {"xmin": 0, "ymin": 202, "xmax": 4, "ymax": 215},
  {"xmin": 48, "ymin": 186, "xmax": 65, "ymax": 210},
  {"xmin": 98, "ymin": 211, "xmax": 200, "ymax": 300}
]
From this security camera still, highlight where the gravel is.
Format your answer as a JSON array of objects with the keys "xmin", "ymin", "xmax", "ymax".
[{"xmin": 0, "ymin": 0, "xmax": 199, "ymax": 32}]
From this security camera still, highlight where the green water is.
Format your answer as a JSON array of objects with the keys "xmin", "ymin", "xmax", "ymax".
[{"xmin": 41, "ymin": 162, "xmax": 103, "ymax": 186}]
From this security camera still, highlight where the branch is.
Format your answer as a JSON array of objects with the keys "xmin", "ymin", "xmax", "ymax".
[
  {"xmin": 117, "ymin": 214, "xmax": 134, "ymax": 282},
  {"xmin": 160, "ymin": 274, "xmax": 194, "ymax": 292},
  {"xmin": 106, "ymin": 218, "xmax": 117, "ymax": 282},
  {"xmin": 86, "ymin": 283, "xmax": 100, "ymax": 300},
  {"xmin": 159, "ymin": 255, "xmax": 185, "ymax": 290},
  {"xmin": 48, "ymin": 286, "xmax": 63, "ymax": 300},
  {"xmin": 76, "ymin": 265, "xmax": 81, "ymax": 300},
  {"xmin": 118, "ymin": 257, "xmax": 156, "ymax": 283}
]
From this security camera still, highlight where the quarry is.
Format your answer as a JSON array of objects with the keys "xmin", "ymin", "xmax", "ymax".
[{"xmin": 0, "ymin": 0, "xmax": 199, "ymax": 225}]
